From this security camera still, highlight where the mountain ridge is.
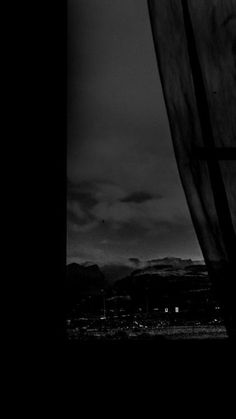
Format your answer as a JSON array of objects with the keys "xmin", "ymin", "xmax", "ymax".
[{"xmin": 68, "ymin": 257, "xmax": 205, "ymax": 283}]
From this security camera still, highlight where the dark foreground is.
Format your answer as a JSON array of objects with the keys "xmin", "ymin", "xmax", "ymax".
[
  {"xmin": 66, "ymin": 312, "xmax": 227, "ymax": 342},
  {"xmin": 67, "ymin": 325, "xmax": 227, "ymax": 342}
]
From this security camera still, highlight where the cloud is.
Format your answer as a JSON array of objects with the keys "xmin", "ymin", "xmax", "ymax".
[
  {"xmin": 128, "ymin": 257, "xmax": 141, "ymax": 267},
  {"xmin": 67, "ymin": 180, "xmax": 98, "ymax": 209},
  {"xmin": 67, "ymin": 177, "xmax": 193, "ymax": 255},
  {"xmin": 67, "ymin": 184, "xmax": 98, "ymax": 230},
  {"xmin": 91, "ymin": 201, "xmax": 136, "ymax": 225},
  {"xmin": 121, "ymin": 191, "xmax": 155, "ymax": 203},
  {"xmin": 67, "ymin": 201, "xmax": 85, "ymax": 220},
  {"xmin": 68, "ymin": 220, "xmax": 99, "ymax": 233},
  {"xmin": 90, "ymin": 195, "xmax": 190, "ymax": 230},
  {"xmin": 93, "ymin": 182, "xmax": 126, "ymax": 202}
]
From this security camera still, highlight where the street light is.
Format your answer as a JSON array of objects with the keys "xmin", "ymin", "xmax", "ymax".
[{"xmin": 100, "ymin": 288, "xmax": 106, "ymax": 320}]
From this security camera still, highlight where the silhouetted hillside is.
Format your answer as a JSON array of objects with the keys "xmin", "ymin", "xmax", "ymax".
[
  {"xmin": 100, "ymin": 264, "xmax": 134, "ymax": 283},
  {"xmin": 146, "ymin": 257, "xmax": 196, "ymax": 267},
  {"xmin": 98, "ymin": 257, "xmax": 205, "ymax": 283},
  {"xmin": 65, "ymin": 263, "xmax": 106, "ymax": 314},
  {"xmin": 113, "ymin": 262, "xmax": 216, "ymax": 312}
]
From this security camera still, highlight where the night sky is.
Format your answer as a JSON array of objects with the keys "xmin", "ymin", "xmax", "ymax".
[{"xmin": 67, "ymin": 0, "xmax": 202, "ymax": 265}]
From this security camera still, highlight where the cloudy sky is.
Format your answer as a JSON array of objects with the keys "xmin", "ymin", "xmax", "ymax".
[{"xmin": 67, "ymin": 0, "xmax": 202, "ymax": 265}]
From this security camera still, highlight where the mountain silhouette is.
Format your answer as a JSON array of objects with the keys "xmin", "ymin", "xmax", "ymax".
[
  {"xmin": 113, "ymin": 261, "xmax": 214, "ymax": 311},
  {"xmin": 66, "ymin": 263, "xmax": 106, "ymax": 292},
  {"xmin": 98, "ymin": 257, "xmax": 204, "ymax": 283},
  {"xmin": 65, "ymin": 263, "xmax": 106, "ymax": 314}
]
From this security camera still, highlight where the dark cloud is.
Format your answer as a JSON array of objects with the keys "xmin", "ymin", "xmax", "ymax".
[
  {"xmin": 68, "ymin": 190, "xmax": 97, "ymax": 209},
  {"xmin": 129, "ymin": 258, "xmax": 141, "ymax": 266},
  {"xmin": 121, "ymin": 192, "xmax": 155, "ymax": 203},
  {"xmin": 67, "ymin": 180, "xmax": 98, "ymax": 208}
]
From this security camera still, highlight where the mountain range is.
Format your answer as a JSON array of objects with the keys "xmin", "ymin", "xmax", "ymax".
[
  {"xmin": 65, "ymin": 257, "xmax": 221, "ymax": 316},
  {"xmin": 66, "ymin": 257, "xmax": 208, "ymax": 296}
]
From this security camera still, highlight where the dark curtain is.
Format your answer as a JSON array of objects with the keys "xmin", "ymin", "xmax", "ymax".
[{"xmin": 148, "ymin": 0, "xmax": 236, "ymax": 337}]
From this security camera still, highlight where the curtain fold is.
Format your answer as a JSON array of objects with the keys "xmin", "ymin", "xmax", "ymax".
[{"xmin": 148, "ymin": 0, "xmax": 236, "ymax": 337}]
